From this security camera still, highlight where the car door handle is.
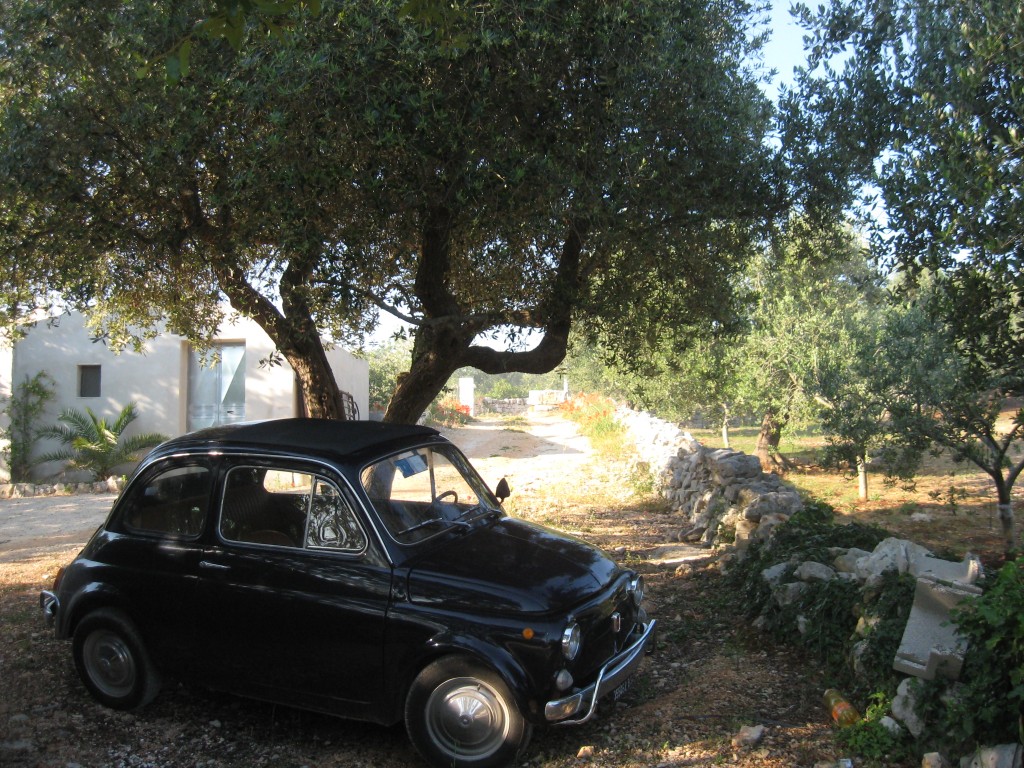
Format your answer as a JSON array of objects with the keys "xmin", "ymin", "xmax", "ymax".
[{"xmin": 199, "ymin": 560, "xmax": 231, "ymax": 571}]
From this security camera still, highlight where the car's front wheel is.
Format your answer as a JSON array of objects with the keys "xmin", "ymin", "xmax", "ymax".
[
  {"xmin": 405, "ymin": 655, "xmax": 531, "ymax": 768},
  {"xmin": 72, "ymin": 608, "xmax": 161, "ymax": 710}
]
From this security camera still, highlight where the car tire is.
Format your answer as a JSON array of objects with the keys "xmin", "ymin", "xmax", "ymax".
[
  {"xmin": 405, "ymin": 655, "xmax": 532, "ymax": 768},
  {"xmin": 72, "ymin": 608, "xmax": 161, "ymax": 710}
]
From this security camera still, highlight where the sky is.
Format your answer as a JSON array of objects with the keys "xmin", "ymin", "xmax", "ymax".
[{"xmin": 762, "ymin": 1, "xmax": 808, "ymax": 97}]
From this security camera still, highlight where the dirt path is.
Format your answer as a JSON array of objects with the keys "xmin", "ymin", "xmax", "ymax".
[
  {"xmin": 440, "ymin": 409, "xmax": 595, "ymax": 494},
  {"xmin": 0, "ymin": 494, "xmax": 117, "ymax": 564}
]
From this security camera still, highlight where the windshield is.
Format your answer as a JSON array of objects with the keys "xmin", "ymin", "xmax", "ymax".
[{"xmin": 360, "ymin": 444, "xmax": 502, "ymax": 544}]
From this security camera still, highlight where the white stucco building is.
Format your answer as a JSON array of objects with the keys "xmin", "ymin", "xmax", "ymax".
[{"xmin": 0, "ymin": 311, "xmax": 369, "ymax": 482}]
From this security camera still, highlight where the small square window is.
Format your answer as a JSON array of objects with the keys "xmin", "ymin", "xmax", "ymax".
[{"xmin": 78, "ymin": 365, "xmax": 101, "ymax": 398}]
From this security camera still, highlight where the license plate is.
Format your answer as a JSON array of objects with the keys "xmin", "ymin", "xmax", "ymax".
[{"xmin": 612, "ymin": 676, "xmax": 633, "ymax": 701}]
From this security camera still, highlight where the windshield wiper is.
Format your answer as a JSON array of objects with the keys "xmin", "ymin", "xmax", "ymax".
[
  {"xmin": 454, "ymin": 504, "xmax": 502, "ymax": 524},
  {"xmin": 397, "ymin": 517, "xmax": 471, "ymax": 537}
]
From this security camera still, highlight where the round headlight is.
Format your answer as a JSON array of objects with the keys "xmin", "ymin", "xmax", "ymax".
[
  {"xmin": 561, "ymin": 622, "xmax": 581, "ymax": 661},
  {"xmin": 628, "ymin": 574, "xmax": 645, "ymax": 606}
]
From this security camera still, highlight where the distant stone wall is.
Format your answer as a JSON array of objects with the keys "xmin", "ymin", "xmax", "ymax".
[
  {"xmin": 0, "ymin": 477, "xmax": 122, "ymax": 498},
  {"xmin": 615, "ymin": 407, "xmax": 801, "ymax": 551},
  {"xmin": 480, "ymin": 397, "xmax": 529, "ymax": 415}
]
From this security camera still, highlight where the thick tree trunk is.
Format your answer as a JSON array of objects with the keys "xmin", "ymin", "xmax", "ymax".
[
  {"xmin": 214, "ymin": 262, "xmax": 350, "ymax": 420},
  {"xmin": 755, "ymin": 409, "xmax": 789, "ymax": 473},
  {"xmin": 383, "ymin": 323, "xmax": 467, "ymax": 424},
  {"xmin": 720, "ymin": 404, "xmax": 731, "ymax": 449},
  {"xmin": 384, "ymin": 210, "xmax": 584, "ymax": 425},
  {"xmin": 286, "ymin": 340, "xmax": 350, "ymax": 420}
]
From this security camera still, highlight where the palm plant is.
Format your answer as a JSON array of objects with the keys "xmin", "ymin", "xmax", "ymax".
[{"xmin": 39, "ymin": 403, "xmax": 167, "ymax": 481}]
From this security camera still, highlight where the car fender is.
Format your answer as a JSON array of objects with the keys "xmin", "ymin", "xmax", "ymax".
[
  {"xmin": 58, "ymin": 581, "xmax": 130, "ymax": 639},
  {"xmin": 389, "ymin": 626, "xmax": 540, "ymax": 724}
]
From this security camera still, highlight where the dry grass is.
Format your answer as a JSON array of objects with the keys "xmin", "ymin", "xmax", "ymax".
[{"xmin": 689, "ymin": 425, "xmax": 1017, "ymax": 565}]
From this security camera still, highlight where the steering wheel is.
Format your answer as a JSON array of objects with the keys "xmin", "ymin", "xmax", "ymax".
[{"xmin": 435, "ymin": 490, "xmax": 458, "ymax": 504}]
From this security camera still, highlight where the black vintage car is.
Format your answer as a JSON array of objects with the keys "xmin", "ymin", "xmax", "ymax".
[{"xmin": 41, "ymin": 419, "xmax": 655, "ymax": 768}]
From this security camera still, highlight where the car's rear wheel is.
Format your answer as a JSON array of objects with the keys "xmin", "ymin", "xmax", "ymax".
[
  {"xmin": 72, "ymin": 608, "xmax": 161, "ymax": 710},
  {"xmin": 405, "ymin": 655, "xmax": 531, "ymax": 768}
]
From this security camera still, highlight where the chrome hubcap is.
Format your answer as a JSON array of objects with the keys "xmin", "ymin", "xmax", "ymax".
[
  {"xmin": 84, "ymin": 630, "xmax": 136, "ymax": 697},
  {"xmin": 425, "ymin": 677, "xmax": 509, "ymax": 759}
]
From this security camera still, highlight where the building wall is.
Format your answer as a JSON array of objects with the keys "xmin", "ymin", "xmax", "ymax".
[
  {"xmin": 0, "ymin": 339, "xmax": 12, "ymax": 483},
  {"xmin": 5, "ymin": 312, "xmax": 369, "ymax": 482}
]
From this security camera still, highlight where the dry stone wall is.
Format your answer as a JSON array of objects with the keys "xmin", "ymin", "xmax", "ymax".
[
  {"xmin": 615, "ymin": 407, "xmax": 802, "ymax": 551},
  {"xmin": 0, "ymin": 477, "xmax": 122, "ymax": 498},
  {"xmin": 615, "ymin": 407, "xmax": 1024, "ymax": 766}
]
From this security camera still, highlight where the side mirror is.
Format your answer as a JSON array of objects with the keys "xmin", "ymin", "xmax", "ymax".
[{"xmin": 495, "ymin": 477, "xmax": 511, "ymax": 503}]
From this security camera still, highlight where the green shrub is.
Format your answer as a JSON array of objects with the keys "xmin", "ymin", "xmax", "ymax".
[
  {"xmin": 559, "ymin": 393, "xmax": 627, "ymax": 455},
  {"xmin": 726, "ymin": 500, "xmax": 911, "ymax": 706},
  {"xmin": 836, "ymin": 693, "xmax": 916, "ymax": 767},
  {"xmin": 424, "ymin": 398, "xmax": 472, "ymax": 427},
  {"xmin": 0, "ymin": 372, "xmax": 55, "ymax": 482},
  {"xmin": 487, "ymin": 379, "xmax": 528, "ymax": 400},
  {"xmin": 851, "ymin": 572, "xmax": 916, "ymax": 695},
  {"xmin": 728, "ymin": 500, "xmax": 889, "ymax": 621},
  {"xmin": 38, "ymin": 403, "xmax": 167, "ymax": 480}
]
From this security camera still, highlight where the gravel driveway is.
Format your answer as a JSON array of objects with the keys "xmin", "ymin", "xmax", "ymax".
[{"xmin": 0, "ymin": 494, "xmax": 116, "ymax": 564}]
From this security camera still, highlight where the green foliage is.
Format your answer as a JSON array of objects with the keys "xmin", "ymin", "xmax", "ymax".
[
  {"xmin": 364, "ymin": 336, "xmax": 414, "ymax": 413},
  {"xmin": 731, "ymin": 222, "xmax": 884, "ymax": 436},
  {"xmin": 785, "ymin": 0, "xmax": 1024, "ymax": 543},
  {"xmin": 872, "ymin": 280, "xmax": 1024, "ymax": 552},
  {"xmin": 0, "ymin": 371, "xmax": 55, "ymax": 483},
  {"xmin": 788, "ymin": 0, "xmax": 1024, "ymax": 541},
  {"xmin": 485, "ymin": 378, "xmax": 528, "ymax": 401},
  {"xmin": 727, "ymin": 500, "xmax": 898, "ymax": 686},
  {"xmin": 423, "ymin": 398, "xmax": 471, "ymax": 428},
  {"xmin": 142, "ymin": 0, "xmax": 325, "ymax": 82},
  {"xmin": 836, "ymin": 692, "xmax": 916, "ymax": 767},
  {"xmin": 791, "ymin": 575, "xmax": 862, "ymax": 669},
  {"xmin": 852, "ymin": 573, "xmax": 916, "ymax": 694},
  {"xmin": 743, "ymin": 499, "xmax": 888, "ymax": 569},
  {"xmin": 38, "ymin": 403, "xmax": 167, "ymax": 481},
  {"xmin": 788, "ymin": 0, "xmax": 1024, "ymax": 268},
  {"xmin": 0, "ymin": 0, "xmax": 780, "ymax": 426},
  {"xmin": 560, "ymin": 394, "xmax": 627, "ymax": 455},
  {"xmin": 917, "ymin": 557, "xmax": 1024, "ymax": 754}
]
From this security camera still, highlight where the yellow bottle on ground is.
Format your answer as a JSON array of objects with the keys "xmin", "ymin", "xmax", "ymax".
[{"xmin": 823, "ymin": 689, "xmax": 860, "ymax": 727}]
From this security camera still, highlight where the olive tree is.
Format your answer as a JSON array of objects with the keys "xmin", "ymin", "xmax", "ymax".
[
  {"xmin": 1, "ymin": 0, "xmax": 780, "ymax": 423},
  {"xmin": 878, "ymin": 277, "xmax": 1024, "ymax": 553}
]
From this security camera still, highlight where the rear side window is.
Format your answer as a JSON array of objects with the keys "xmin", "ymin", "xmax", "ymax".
[
  {"xmin": 219, "ymin": 466, "xmax": 366, "ymax": 554},
  {"xmin": 305, "ymin": 480, "xmax": 367, "ymax": 552},
  {"xmin": 121, "ymin": 464, "xmax": 212, "ymax": 538}
]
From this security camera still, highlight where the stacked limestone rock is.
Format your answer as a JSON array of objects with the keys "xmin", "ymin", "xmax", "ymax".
[
  {"xmin": 0, "ymin": 477, "xmax": 121, "ymax": 498},
  {"xmin": 615, "ymin": 406, "xmax": 1022, "ymax": 768},
  {"xmin": 616, "ymin": 406, "xmax": 802, "ymax": 550}
]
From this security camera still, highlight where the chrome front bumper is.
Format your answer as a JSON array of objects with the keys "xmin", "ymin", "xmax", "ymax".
[
  {"xmin": 40, "ymin": 590, "xmax": 59, "ymax": 627},
  {"xmin": 544, "ymin": 618, "xmax": 656, "ymax": 724}
]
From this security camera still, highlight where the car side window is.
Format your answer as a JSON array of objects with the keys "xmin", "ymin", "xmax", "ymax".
[
  {"xmin": 305, "ymin": 479, "xmax": 367, "ymax": 553},
  {"xmin": 219, "ymin": 467, "xmax": 308, "ymax": 547},
  {"xmin": 122, "ymin": 464, "xmax": 211, "ymax": 538},
  {"xmin": 219, "ymin": 466, "xmax": 365, "ymax": 554},
  {"xmin": 361, "ymin": 447, "xmax": 490, "ymax": 543}
]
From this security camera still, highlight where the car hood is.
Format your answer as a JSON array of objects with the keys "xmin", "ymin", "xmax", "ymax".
[{"xmin": 405, "ymin": 517, "xmax": 621, "ymax": 614}]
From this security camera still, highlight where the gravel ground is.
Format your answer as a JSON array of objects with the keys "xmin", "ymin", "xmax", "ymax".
[{"xmin": 0, "ymin": 413, "xmax": 856, "ymax": 768}]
